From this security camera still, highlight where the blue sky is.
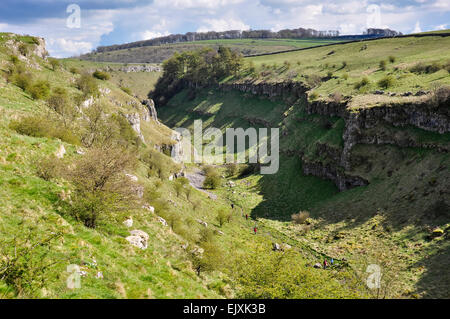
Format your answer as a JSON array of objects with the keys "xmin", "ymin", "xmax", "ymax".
[{"xmin": 0, "ymin": 0, "xmax": 449, "ymax": 57}]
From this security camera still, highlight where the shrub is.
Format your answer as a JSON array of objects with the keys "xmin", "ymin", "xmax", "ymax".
[
  {"xmin": 203, "ymin": 174, "xmax": 221, "ymax": 189},
  {"xmin": 354, "ymin": 77, "xmax": 370, "ymax": 90},
  {"xmin": 93, "ymin": 70, "xmax": 110, "ymax": 80},
  {"xmin": 121, "ymin": 87, "xmax": 132, "ymax": 95},
  {"xmin": 76, "ymin": 73, "xmax": 99, "ymax": 97},
  {"xmin": 291, "ymin": 211, "xmax": 310, "ymax": 225},
  {"xmin": 69, "ymin": 67, "xmax": 80, "ymax": 74},
  {"xmin": 308, "ymin": 91, "xmax": 319, "ymax": 101},
  {"xmin": 410, "ymin": 62, "xmax": 442, "ymax": 74},
  {"xmin": 225, "ymin": 163, "xmax": 238, "ymax": 176},
  {"xmin": 10, "ymin": 55, "xmax": 19, "ymax": 65},
  {"xmin": 379, "ymin": 60, "xmax": 387, "ymax": 71},
  {"xmin": 63, "ymin": 147, "xmax": 139, "ymax": 228},
  {"xmin": 388, "ymin": 56, "xmax": 396, "ymax": 63},
  {"xmin": 9, "ymin": 115, "xmax": 80, "ymax": 145},
  {"xmin": 377, "ymin": 75, "xmax": 396, "ymax": 89},
  {"xmin": 18, "ymin": 43, "xmax": 29, "ymax": 56},
  {"xmin": 342, "ymin": 61, "xmax": 347, "ymax": 68},
  {"xmin": 306, "ymin": 74, "xmax": 322, "ymax": 87},
  {"xmin": 34, "ymin": 155, "xmax": 61, "ymax": 181},
  {"xmin": 48, "ymin": 58, "xmax": 60, "ymax": 71},
  {"xmin": 327, "ymin": 71, "xmax": 333, "ymax": 78},
  {"xmin": 342, "ymin": 73, "xmax": 349, "ymax": 80},
  {"xmin": 216, "ymin": 209, "xmax": 232, "ymax": 227},
  {"xmin": 28, "ymin": 80, "xmax": 51, "ymax": 100},
  {"xmin": 12, "ymin": 72, "xmax": 33, "ymax": 91},
  {"xmin": 0, "ymin": 230, "xmax": 62, "ymax": 297}
]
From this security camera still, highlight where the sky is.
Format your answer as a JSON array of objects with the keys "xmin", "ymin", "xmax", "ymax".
[{"xmin": 0, "ymin": 0, "xmax": 449, "ymax": 57}]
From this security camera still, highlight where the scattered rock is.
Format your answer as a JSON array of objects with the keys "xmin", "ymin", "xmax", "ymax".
[
  {"xmin": 143, "ymin": 205, "xmax": 155, "ymax": 213},
  {"xmin": 96, "ymin": 272, "xmax": 103, "ymax": 279},
  {"xmin": 126, "ymin": 230, "xmax": 149, "ymax": 249},
  {"xmin": 123, "ymin": 218, "xmax": 133, "ymax": 228},
  {"xmin": 158, "ymin": 216, "xmax": 168, "ymax": 227},
  {"xmin": 125, "ymin": 173, "xmax": 138, "ymax": 182},
  {"xmin": 197, "ymin": 219, "xmax": 208, "ymax": 227},
  {"xmin": 76, "ymin": 148, "xmax": 85, "ymax": 155},
  {"xmin": 313, "ymin": 263, "xmax": 322, "ymax": 269},
  {"xmin": 374, "ymin": 90, "xmax": 384, "ymax": 95},
  {"xmin": 272, "ymin": 243, "xmax": 281, "ymax": 251},
  {"xmin": 55, "ymin": 144, "xmax": 66, "ymax": 159}
]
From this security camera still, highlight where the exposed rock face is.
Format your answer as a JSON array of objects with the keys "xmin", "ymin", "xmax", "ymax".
[
  {"xmin": 124, "ymin": 113, "xmax": 145, "ymax": 142},
  {"xmin": 119, "ymin": 65, "xmax": 161, "ymax": 73},
  {"xmin": 303, "ymin": 161, "xmax": 369, "ymax": 191},
  {"xmin": 32, "ymin": 37, "xmax": 48, "ymax": 59},
  {"xmin": 219, "ymin": 81, "xmax": 308, "ymax": 99},
  {"xmin": 142, "ymin": 99, "xmax": 159, "ymax": 123},
  {"xmin": 126, "ymin": 230, "xmax": 149, "ymax": 249}
]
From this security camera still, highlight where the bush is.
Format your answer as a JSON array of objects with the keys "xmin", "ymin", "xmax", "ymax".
[
  {"xmin": 63, "ymin": 147, "xmax": 139, "ymax": 228},
  {"xmin": 216, "ymin": 209, "xmax": 232, "ymax": 227},
  {"xmin": 306, "ymin": 74, "xmax": 322, "ymax": 87},
  {"xmin": 410, "ymin": 62, "xmax": 442, "ymax": 74},
  {"xmin": 342, "ymin": 73, "xmax": 349, "ymax": 80},
  {"xmin": 379, "ymin": 60, "xmax": 387, "ymax": 71},
  {"xmin": 69, "ymin": 67, "xmax": 80, "ymax": 74},
  {"xmin": 48, "ymin": 58, "xmax": 60, "ymax": 71},
  {"xmin": 121, "ymin": 87, "xmax": 132, "ymax": 95},
  {"xmin": 76, "ymin": 73, "xmax": 99, "ymax": 97},
  {"xmin": 342, "ymin": 61, "xmax": 347, "ymax": 68},
  {"xmin": 93, "ymin": 70, "xmax": 111, "ymax": 80},
  {"xmin": 225, "ymin": 163, "xmax": 238, "ymax": 177},
  {"xmin": 34, "ymin": 155, "xmax": 61, "ymax": 181},
  {"xmin": 0, "ymin": 230, "xmax": 62, "ymax": 297},
  {"xmin": 354, "ymin": 77, "xmax": 370, "ymax": 90},
  {"xmin": 308, "ymin": 91, "xmax": 319, "ymax": 101},
  {"xmin": 388, "ymin": 56, "xmax": 396, "ymax": 63},
  {"xmin": 10, "ymin": 55, "xmax": 19, "ymax": 65},
  {"xmin": 18, "ymin": 43, "xmax": 29, "ymax": 56},
  {"xmin": 29, "ymin": 80, "xmax": 51, "ymax": 100},
  {"xmin": 9, "ymin": 115, "xmax": 80, "ymax": 145},
  {"xmin": 203, "ymin": 174, "xmax": 221, "ymax": 189},
  {"xmin": 12, "ymin": 72, "xmax": 33, "ymax": 91},
  {"xmin": 291, "ymin": 211, "xmax": 310, "ymax": 225},
  {"xmin": 377, "ymin": 75, "xmax": 395, "ymax": 89}
]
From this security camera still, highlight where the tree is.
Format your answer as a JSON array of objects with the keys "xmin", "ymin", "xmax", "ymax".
[
  {"xmin": 216, "ymin": 209, "xmax": 232, "ymax": 227},
  {"xmin": 48, "ymin": 58, "xmax": 61, "ymax": 71},
  {"xmin": 63, "ymin": 147, "xmax": 139, "ymax": 228},
  {"xmin": 76, "ymin": 73, "xmax": 99, "ymax": 97}
]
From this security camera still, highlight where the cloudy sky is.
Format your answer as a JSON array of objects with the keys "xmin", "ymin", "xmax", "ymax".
[{"xmin": 0, "ymin": 0, "xmax": 449, "ymax": 57}]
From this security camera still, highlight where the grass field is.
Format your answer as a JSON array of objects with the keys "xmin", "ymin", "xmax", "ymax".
[
  {"xmin": 79, "ymin": 38, "xmax": 344, "ymax": 64},
  {"xmin": 229, "ymin": 34, "xmax": 450, "ymax": 107}
]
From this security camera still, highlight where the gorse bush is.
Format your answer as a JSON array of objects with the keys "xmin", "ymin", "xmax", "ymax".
[
  {"xmin": 29, "ymin": 80, "xmax": 51, "ymax": 100},
  {"xmin": 410, "ymin": 61, "xmax": 443, "ymax": 74},
  {"xmin": 0, "ymin": 229, "xmax": 62, "ymax": 297},
  {"xmin": 9, "ymin": 115, "xmax": 80, "ymax": 145},
  {"xmin": 378, "ymin": 75, "xmax": 396, "ymax": 89},
  {"xmin": 291, "ymin": 211, "xmax": 310, "ymax": 225},
  {"xmin": 354, "ymin": 77, "xmax": 370, "ymax": 90},
  {"xmin": 93, "ymin": 70, "xmax": 111, "ymax": 80},
  {"xmin": 76, "ymin": 73, "xmax": 99, "ymax": 97}
]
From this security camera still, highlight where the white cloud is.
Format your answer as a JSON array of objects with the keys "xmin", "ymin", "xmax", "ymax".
[
  {"xmin": 197, "ymin": 18, "xmax": 250, "ymax": 32},
  {"xmin": 140, "ymin": 30, "xmax": 170, "ymax": 40},
  {"xmin": 47, "ymin": 38, "xmax": 93, "ymax": 57},
  {"xmin": 434, "ymin": 23, "xmax": 447, "ymax": 30},
  {"xmin": 412, "ymin": 21, "xmax": 422, "ymax": 33}
]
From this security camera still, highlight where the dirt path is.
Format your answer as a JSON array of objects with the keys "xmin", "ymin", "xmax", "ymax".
[{"xmin": 185, "ymin": 168, "xmax": 218, "ymax": 200}]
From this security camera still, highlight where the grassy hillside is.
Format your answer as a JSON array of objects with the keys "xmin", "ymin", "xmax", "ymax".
[
  {"xmin": 79, "ymin": 38, "xmax": 343, "ymax": 64},
  {"xmin": 231, "ymin": 34, "xmax": 450, "ymax": 108}
]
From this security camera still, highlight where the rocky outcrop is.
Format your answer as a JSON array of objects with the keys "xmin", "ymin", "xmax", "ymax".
[
  {"xmin": 119, "ymin": 65, "xmax": 161, "ymax": 73},
  {"xmin": 303, "ymin": 161, "xmax": 369, "ymax": 191},
  {"xmin": 124, "ymin": 113, "xmax": 145, "ymax": 142},
  {"xmin": 142, "ymin": 99, "xmax": 159, "ymax": 123},
  {"xmin": 219, "ymin": 81, "xmax": 308, "ymax": 99},
  {"xmin": 126, "ymin": 230, "xmax": 149, "ymax": 249}
]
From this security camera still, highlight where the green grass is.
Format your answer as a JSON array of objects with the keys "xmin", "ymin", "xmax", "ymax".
[{"xmin": 230, "ymin": 35, "xmax": 450, "ymax": 106}]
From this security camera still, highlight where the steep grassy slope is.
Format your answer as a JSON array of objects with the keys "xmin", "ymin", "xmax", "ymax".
[{"xmin": 79, "ymin": 38, "xmax": 342, "ymax": 64}]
